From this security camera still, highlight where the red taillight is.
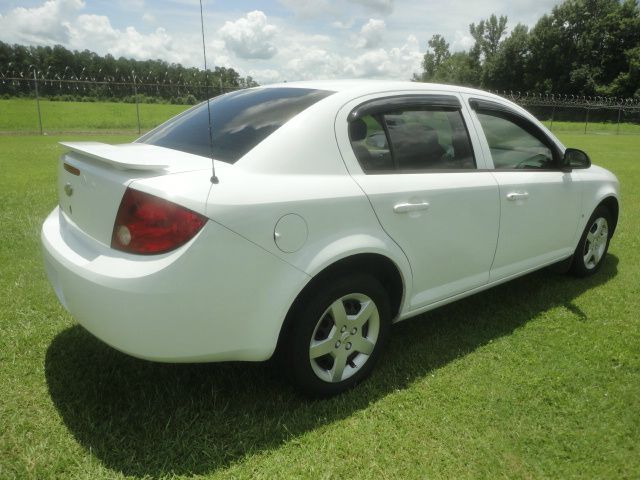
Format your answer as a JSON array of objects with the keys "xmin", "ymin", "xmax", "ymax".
[{"xmin": 111, "ymin": 188, "xmax": 207, "ymax": 255}]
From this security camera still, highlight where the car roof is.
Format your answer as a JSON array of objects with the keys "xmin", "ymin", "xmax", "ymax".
[
  {"xmin": 259, "ymin": 79, "xmax": 501, "ymax": 100},
  {"xmin": 260, "ymin": 80, "xmax": 546, "ymax": 140},
  {"xmin": 238, "ymin": 79, "xmax": 564, "ymax": 175}
]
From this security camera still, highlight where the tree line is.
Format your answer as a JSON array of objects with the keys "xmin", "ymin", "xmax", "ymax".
[
  {"xmin": 414, "ymin": 0, "xmax": 640, "ymax": 98},
  {"xmin": 0, "ymin": 42, "xmax": 259, "ymax": 103}
]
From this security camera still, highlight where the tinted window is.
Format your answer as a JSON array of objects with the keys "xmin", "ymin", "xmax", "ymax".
[
  {"xmin": 476, "ymin": 112, "xmax": 555, "ymax": 169},
  {"xmin": 138, "ymin": 88, "xmax": 333, "ymax": 163},
  {"xmin": 349, "ymin": 108, "xmax": 475, "ymax": 173},
  {"xmin": 349, "ymin": 116, "xmax": 393, "ymax": 171}
]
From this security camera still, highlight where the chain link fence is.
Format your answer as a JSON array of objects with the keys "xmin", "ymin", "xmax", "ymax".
[
  {"xmin": 0, "ymin": 70, "xmax": 244, "ymax": 134},
  {"xmin": 497, "ymin": 91, "xmax": 640, "ymax": 135},
  {"xmin": 2, "ymin": 70, "xmax": 640, "ymax": 135}
]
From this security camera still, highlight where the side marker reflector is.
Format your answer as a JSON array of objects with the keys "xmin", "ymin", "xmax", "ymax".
[{"xmin": 64, "ymin": 163, "xmax": 80, "ymax": 176}]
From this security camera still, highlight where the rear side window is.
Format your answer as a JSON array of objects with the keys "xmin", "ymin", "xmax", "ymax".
[
  {"xmin": 349, "ymin": 108, "xmax": 475, "ymax": 173},
  {"xmin": 138, "ymin": 88, "xmax": 333, "ymax": 163}
]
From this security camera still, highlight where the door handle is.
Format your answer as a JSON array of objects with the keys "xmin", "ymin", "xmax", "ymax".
[
  {"xmin": 393, "ymin": 201, "xmax": 430, "ymax": 213},
  {"xmin": 506, "ymin": 192, "xmax": 529, "ymax": 201}
]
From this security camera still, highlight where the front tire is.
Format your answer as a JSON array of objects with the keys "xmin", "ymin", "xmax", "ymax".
[
  {"xmin": 285, "ymin": 273, "xmax": 391, "ymax": 397},
  {"xmin": 570, "ymin": 205, "xmax": 612, "ymax": 277}
]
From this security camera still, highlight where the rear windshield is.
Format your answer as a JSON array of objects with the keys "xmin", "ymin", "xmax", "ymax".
[{"xmin": 137, "ymin": 87, "xmax": 333, "ymax": 163}]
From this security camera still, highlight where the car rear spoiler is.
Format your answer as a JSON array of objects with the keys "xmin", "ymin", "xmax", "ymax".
[{"xmin": 59, "ymin": 142, "xmax": 171, "ymax": 171}]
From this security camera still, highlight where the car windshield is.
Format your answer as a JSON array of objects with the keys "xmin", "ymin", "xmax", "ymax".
[{"xmin": 137, "ymin": 87, "xmax": 334, "ymax": 164}]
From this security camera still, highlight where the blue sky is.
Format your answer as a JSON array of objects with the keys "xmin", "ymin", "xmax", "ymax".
[{"xmin": 0, "ymin": 0, "xmax": 563, "ymax": 83}]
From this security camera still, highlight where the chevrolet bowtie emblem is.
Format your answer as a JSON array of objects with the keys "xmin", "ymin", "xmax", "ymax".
[{"xmin": 64, "ymin": 183, "xmax": 73, "ymax": 197}]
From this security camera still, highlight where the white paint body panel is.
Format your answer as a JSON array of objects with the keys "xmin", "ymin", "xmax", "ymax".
[
  {"xmin": 489, "ymin": 171, "xmax": 581, "ymax": 281},
  {"xmin": 41, "ymin": 80, "xmax": 620, "ymax": 362},
  {"xmin": 42, "ymin": 207, "xmax": 309, "ymax": 362},
  {"xmin": 351, "ymin": 172, "xmax": 500, "ymax": 307}
]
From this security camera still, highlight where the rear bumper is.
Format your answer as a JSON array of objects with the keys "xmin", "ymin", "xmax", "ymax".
[{"xmin": 41, "ymin": 207, "xmax": 309, "ymax": 362}]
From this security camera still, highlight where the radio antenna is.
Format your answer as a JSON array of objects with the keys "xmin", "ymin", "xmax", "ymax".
[{"xmin": 199, "ymin": 0, "xmax": 218, "ymax": 184}]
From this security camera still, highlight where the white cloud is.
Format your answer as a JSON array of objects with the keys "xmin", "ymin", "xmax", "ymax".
[
  {"xmin": 451, "ymin": 30, "xmax": 474, "ymax": 51},
  {"xmin": 278, "ymin": 0, "xmax": 335, "ymax": 18},
  {"xmin": 350, "ymin": 35, "xmax": 422, "ymax": 78},
  {"xmin": 218, "ymin": 10, "xmax": 278, "ymax": 59},
  {"xmin": 246, "ymin": 68, "xmax": 281, "ymax": 83},
  {"xmin": 0, "ymin": 0, "xmax": 84, "ymax": 45},
  {"xmin": 119, "ymin": 0, "xmax": 145, "ymax": 10},
  {"xmin": 0, "ymin": 0, "xmax": 567, "ymax": 86},
  {"xmin": 331, "ymin": 19, "xmax": 355, "ymax": 29},
  {"xmin": 356, "ymin": 18, "xmax": 386, "ymax": 48},
  {"xmin": 283, "ymin": 47, "xmax": 348, "ymax": 80},
  {"xmin": 0, "ymin": 0, "xmax": 203, "ymax": 67},
  {"xmin": 64, "ymin": 14, "xmax": 190, "ymax": 64},
  {"xmin": 273, "ymin": 33, "xmax": 421, "ymax": 82},
  {"xmin": 348, "ymin": 0, "xmax": 395, "ymax": 14}
]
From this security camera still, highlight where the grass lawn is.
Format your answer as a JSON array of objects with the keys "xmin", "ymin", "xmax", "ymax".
[
  {"xmin": 542, "ymin": 120, "xmax": 640, "ymax": 135},
  {"xmin": 0, "ymin": 98, "xmax": 190, "ymax": 133},
  {"xmin": 0, "ymin": 132, "xmax": 638, "ymax": 479},
  {"xmin": 2, "ymin": 97, "xmax": 640, "ymax": 137}
]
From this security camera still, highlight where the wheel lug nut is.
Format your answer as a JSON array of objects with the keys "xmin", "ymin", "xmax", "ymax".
[
  {"xmin": 351, "ymin": 327, "xmax": 357, "ymax": 334},
  {"xmin": 335, "ymin": 341, "xmax": 341, "ymax": 348},
  {"xmin": 345, "ymin": 342, "xmax": 352, "ymax": 350},
  {"xmin": 340, "ymin": 326, "xmax": 346, "ymax": 333}
]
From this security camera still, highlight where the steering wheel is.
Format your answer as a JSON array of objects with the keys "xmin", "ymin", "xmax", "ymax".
[{"xmin": 514, "ymin": 153, "xmax": 550, "ymax": 169}]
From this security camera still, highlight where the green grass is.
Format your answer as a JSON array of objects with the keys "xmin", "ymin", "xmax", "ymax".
[
  {"xmin": 0, "ymin": 132, "xmax": 638, "ymax": 479},
  {"xmin": 2, "ymin": 98, "xmax": 640, "ymax": 137},
  {"xmin": 0, "ymin": 99, "xmax": 190, "ymax": 133},
  {"xmin": 542, "ymin": 119, "xmax": 640, "ymax": 135}
]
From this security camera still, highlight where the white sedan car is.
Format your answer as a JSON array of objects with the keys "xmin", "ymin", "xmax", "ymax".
[{"xmin": 42, "ymin": 80, "xmax": 619, "ymax": 396}]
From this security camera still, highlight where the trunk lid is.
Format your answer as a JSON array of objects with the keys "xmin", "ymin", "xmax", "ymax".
[{"xmin": 57, "ymin": 142, "xmax": 214, "ymax": 246}]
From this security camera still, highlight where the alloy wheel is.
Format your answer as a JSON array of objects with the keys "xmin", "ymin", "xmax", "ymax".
[
  {"xmin": 583, "ymin": 217, "xmax": 609, "ymax": 270},
  {"xmin": 308, "ymin": 293, "xmax": 380, "ymax": 383}
]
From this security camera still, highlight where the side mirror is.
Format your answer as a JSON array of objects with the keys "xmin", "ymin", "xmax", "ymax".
[{"xmin": 563, "ymin": 148, "xmax": 591, "ymax": 170}]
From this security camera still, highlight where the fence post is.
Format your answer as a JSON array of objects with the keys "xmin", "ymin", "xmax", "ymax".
[
  {"xmin": 550, "ymin": 105, "xmax": 555, "ymax": 131},
  {"xmin": 584, "ymin": 107, "xmax": 589, "ymax": 134},
  {"xmin": 33, "ymin": 70, "xmax": 43, "ymax": 135},
  {"xmin": 134, "ymin": 83, "xmax": 141, "ymax": 135},
  {"xmin": 616, "ymin": 107, "xmax": 622, "ymax": 135}
]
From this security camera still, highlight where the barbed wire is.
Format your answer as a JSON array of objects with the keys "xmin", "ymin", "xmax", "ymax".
[
  {"xmin": 1, "ymin": 77, "xmax": 225, "ymax": 88},
  {"xmin": 0, "ymin": 64, "xmax": 244, "ymax": 85},
  {"xmin": 0, "ymin": 67, "xmax": 250, "ymax": 134},
  {"xmin": 492, "ymin": 90, "xmax": 640, "ymax": 110},
  {"xmin": 0, "ymin": 66, "xmax": 248, "ymax": 101},
  {"xmin": 2, "ymin": 67, "xmax": 639, "ymax": 109},
  {"xmin": 0, "ymin": 76, "xmax": 240, "ymax": 91}
]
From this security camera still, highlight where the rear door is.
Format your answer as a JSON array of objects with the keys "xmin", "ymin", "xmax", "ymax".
[
  {"xmin": 465, "ymin": 97, "xmax": 582, "ymax": 281},
  {"xmin": 336, "ymin": 93, "xmax": 500, "ymax": 310}
]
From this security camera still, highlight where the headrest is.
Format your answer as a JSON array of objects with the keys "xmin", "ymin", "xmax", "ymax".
[{"xmin": 349, "ymin": 118, "xmax": 367, "ymax": 141}]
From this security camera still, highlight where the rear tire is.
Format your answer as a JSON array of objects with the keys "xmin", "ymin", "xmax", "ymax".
[
  {"xmin": 570, "ymin": 205, "xmax": 612, "ymax": 277},
  {"xmin": 285, "ymin": 273, "xmax": 391, "ymax": 397}
]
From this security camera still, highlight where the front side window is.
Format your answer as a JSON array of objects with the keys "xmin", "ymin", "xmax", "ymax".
[
  {"xmin": 138, "ymin": 87, "xmax": 333, "ymax": 164},
  {"xmin": 476, "ymin": 111, "xmax": 555, "ymax": 169},
  {"xmin": 349, "ymin": 108, "xmax": 475, "ymax": 173}
]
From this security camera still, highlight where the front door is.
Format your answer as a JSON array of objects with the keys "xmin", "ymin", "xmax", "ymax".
[
  {"xmin": 469, "ymin": 101, "xmax": 581, "ymax": 281},
  {"xmin": 338, "ymin": 94, "xmax": 500, "ymax": 310}
]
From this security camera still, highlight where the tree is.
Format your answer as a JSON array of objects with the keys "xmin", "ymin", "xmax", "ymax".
[
  {"xmin": 527, "ymin": 0, "xmax": 640, "ymax": 95},
  {"xmin": 0, "ymin": 41, "xmax": 259, "ymax": 101},
  {"xmin": 469, "ymin": 14, "xmax": 508, "ymax": 62},
  {"xmin": 432, "ymin": 52, "xmax": 479, "ymax": 86},
  {"xmin": 486, "ymin": 24, "xmax": 530, "ymax": 92},
  {"xmin": 607, "ymin": 46, "xmax": 640, "ymax": 97},
  {"xmin": 414, "ymin": 0, "xmax": 640, "ymax": 97},
  {"xmin": 419, "ymin": 34, "xmax": 451, "ymax": 81}
]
